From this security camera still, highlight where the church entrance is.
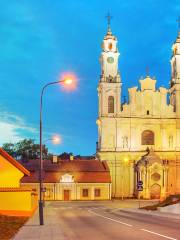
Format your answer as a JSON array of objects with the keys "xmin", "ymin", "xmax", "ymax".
[
  {"xmin": 63, "ymin": 190, "xmax": 71, "ymax": 201},
  {"xmin": 150, "ymin": 184, "xmax": 161, "ymax": 199}
]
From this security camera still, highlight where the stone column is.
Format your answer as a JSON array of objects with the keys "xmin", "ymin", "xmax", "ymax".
[
  {"xmin": 145, "ymin": 168, "xmax": 150, "ymax": 199},
  {"xmin": 129, "ymin": 162, "xmax": 134, "ymax": 197}
]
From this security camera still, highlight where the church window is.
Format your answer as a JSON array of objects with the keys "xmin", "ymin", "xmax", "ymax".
[
  {"xmin": 147, "ymin": 110, "xmax": 149, "ymax": 115},
  {"xmin": 82, "ymin": 189, "xmax": 89, "ymax": 197},
  {"xmin": 108, "ymin": 96, "xmax": 114, "ymax": 113},
  {"xmin": 151, "ymin": 173, "xmax": 161, "ymax": 181},
  {"xmin": 141, "ymin": 130, "xmax": 154, "ymax": 145},
  {"xmin": 94, "ymin": 189, "xmax": 101, "ymax": 197}
]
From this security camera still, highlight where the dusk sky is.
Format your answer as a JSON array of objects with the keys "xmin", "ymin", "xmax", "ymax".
[{"xmin": 0, "ymin": 0, "xmax": 180, "ymax": 155}]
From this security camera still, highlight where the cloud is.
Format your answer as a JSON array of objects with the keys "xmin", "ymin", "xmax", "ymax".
[{"xmin": 0, "ymin": 110, "xmax": 37, "ymax": 146}]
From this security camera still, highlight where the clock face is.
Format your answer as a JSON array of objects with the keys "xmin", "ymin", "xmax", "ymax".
[{"xmin": 107, "ymin": 57, "xmax": 114, "ymax": 64}]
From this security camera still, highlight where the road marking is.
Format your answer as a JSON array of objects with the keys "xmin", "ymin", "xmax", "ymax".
[
  {"xmin": 141, "ymin": 229, "xmax": 177, "ymax": 240},
  {"xmin": 88, "ymin": 209, "xmax": 132, "ymax": 227},
  {"xmin": 110, "ymin": 208, "xmax": 121, "ymax": 213}
]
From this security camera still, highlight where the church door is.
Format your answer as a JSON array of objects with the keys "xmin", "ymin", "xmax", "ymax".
[
  {"xmin": 64, "ymin": 190, "xmax": 70, "ymax": 201},
  {"xmin": 150, "ymin": 184, "xmax": 161, "ymax": 199}
]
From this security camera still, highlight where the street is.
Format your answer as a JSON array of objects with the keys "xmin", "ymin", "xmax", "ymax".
[{"xmin": 44, "ymin": 201, "xmax": 180, "ymax": 240}]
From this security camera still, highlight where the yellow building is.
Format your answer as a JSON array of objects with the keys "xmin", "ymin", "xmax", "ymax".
[
  {"xmin": 21, "ymin": 158, "xmax": 111, "ymax": 201},
  {"xmin": 0, "ymin": 148, "xmax": 37, "ymax": 216},
  {"xmin": 96, "ymin": 22, "xmax": 180, "ymax": 199}
]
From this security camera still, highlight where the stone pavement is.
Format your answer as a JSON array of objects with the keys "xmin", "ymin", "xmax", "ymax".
[{"xmin": 13, "ymin": 203, "xmax": 67, "ymax": 240}]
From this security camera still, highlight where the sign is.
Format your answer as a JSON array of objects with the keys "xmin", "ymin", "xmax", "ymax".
[
  {"xmin": 137, "ymin": 180, "xmax": 143, "ymax": 191},
  {"xmin": 137, "ymin": 185, "xmax": 143, "ymax": 191},
  {"xmin": 41, "ymin": 187, "xmax": 46, "ymax": 192},
  {"xmin": 137, "ymin": 180, "xmax": 143, "ymax": 186}
]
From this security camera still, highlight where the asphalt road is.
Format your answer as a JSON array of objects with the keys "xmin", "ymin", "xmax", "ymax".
[{"xmin": 48, "ymin": 201, "xmax": 180, "ymax": 240}]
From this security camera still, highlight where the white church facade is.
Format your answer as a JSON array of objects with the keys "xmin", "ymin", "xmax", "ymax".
[{"xmin": 96, "ymin": 21, "xmax": 180, "ymax": 199}]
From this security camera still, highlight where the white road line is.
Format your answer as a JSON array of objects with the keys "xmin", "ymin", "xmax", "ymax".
[
  {"xmin": 110, "ymin": 208, "xmax": 121, "ymax": 213},
  {"xmin": 141, "ymin": 228, "xmax": 178, "ymax": 240},
  {"xmin": 88, "ymin": 209, "xmax": 132, "ymax": 227}
]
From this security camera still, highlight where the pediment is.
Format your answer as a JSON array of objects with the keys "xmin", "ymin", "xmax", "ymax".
[{"xmin": 139, "ymin": 76, "xmax": 156, "ymax": 91}]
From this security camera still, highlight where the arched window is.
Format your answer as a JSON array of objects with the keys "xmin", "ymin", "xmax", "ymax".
[
  {"xmin": 108, "ymin": 96, "xmax": 114, "ymax": 113},
  {"xmin": 141, "ymin": 130, "xmax": 154, "ymax": 145}
]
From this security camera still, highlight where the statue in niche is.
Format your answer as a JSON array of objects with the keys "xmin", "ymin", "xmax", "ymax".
[
  {"xmin": 168, "ymin": 135, "xmax": 173, "ymax": 148},
  {"xmin": 122, "ymin": 136, "xmax": 128, "ymax": 148}
]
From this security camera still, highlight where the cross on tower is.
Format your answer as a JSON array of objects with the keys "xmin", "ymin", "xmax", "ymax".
[
  {"xmin": 146, "ymin": 66, "xmax": 150, "ymax": 76},
  {"xmin": 106, "ymin": 12, "xmax": 113, "ymax": 31},
  {"xmin": 177, "ymin": 16, "xmax": 180, "ymax": 30}
]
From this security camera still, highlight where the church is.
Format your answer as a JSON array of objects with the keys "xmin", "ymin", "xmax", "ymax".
[{"xmin": 96, "ymin": 19, "xmax": 180, "ymax": 199}]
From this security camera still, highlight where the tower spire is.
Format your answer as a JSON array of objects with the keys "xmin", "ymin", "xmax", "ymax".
[
  {"xmin": 106, "ymin": 12, "xmax": 113, "ymax": 35},
  {"xmin": 177, "ymin": 16, "xmax": 180, "ymax": 38}
]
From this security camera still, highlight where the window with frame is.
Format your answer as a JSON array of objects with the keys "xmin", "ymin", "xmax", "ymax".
[
  {"xmin": 108, "ymin": 96, "xmax": 114, "ymax": 113},
  {"xmin": 94, "ymin": 189, "xmax": 101, "ymax": 197},
  {"xmin": 141, "ymin": 130, "xmax": 154, "ymax": 145},
  {"xmin": 82, "ymin": 189, "xmax": 89, "ymax": 197},
  {"xmin": 44, "ymin": 188, "xmax": 52, "ymax": 198}
]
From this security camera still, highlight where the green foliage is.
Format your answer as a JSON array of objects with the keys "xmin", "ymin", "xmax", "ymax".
[
  {"xmin": 2, "ymin": 138, "xmax": 48, "ymax": 160},
  {"xmin": 2, "ymin": 143, "xmax": 15, "ymax": 157},
  {"xmin": 58, "ymin": 152, "xmax": 73, "ymax": 160}
]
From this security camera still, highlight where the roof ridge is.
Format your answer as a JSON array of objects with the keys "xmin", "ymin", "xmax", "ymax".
[{"xmin": 0, "ymin": 148, "xmax": 30, "ymax": 176}]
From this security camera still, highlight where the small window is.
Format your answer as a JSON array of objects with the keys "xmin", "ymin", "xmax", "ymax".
[
  {"xmin": 108, "ymin": 42, "xmax": 112, "ymax": 50},
  {"xmin": 82, "ymin": 189, "xmax": 89, "ymax": 197},
  {"xmin": 44, "ymin": 188, "xmax": 52, "ymax": 198},
  {"xmin": 108, "ymin": 96, "xmax": 114, "ymax": 113},
  {"xmin": 94, "ymin": 189, "xmax": 101, "ymax": 197},
  {"xmin": 147, "ymin": 110, "xmax": 149, "ymax": 115}
]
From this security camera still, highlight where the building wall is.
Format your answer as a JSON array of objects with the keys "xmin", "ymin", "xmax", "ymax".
[
  {"xmin": 0, "ymin": 190, "xmax": 38, "ymax": 216},
  {"xmin": 98, "ymin": 151, "xmax": 180, "ymax": 199},
  {"xmin": 100, "ymin": 117, "xmax": 178, "ymax": 152},
  {"xmin": 0, "ymin": 155, "xmax": 23, "ymax": 188},
  {"xmin": 21, "ymin": 182, "xmax": 111, "ymax": 201}
]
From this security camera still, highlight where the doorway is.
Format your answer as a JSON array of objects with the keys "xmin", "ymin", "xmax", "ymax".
[
  {"xmin": 150, "ymin": 184, "xmax": 161, "ymax": 199},
  {"xmin": 64, "ymin": 190, "xmax": 70, "ymax": 201}
]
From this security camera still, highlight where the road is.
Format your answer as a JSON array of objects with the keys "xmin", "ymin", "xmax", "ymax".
[{"xmin": 47, "ymin": 201, "xmax": 180, "ymax": 240}]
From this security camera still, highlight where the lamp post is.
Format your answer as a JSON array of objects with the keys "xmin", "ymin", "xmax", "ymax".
[{"xmin": 39, "ymin": 78, "xmax": 73, "ymax": 225}]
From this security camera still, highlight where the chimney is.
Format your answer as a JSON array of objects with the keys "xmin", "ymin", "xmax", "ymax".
[
  {"xmin": 70, "ymin": 154, "xmax": 74, "ymax": 161},
  {"xmin": 52, "ymin": 155, "xmax": 58, "ymax": 163}
]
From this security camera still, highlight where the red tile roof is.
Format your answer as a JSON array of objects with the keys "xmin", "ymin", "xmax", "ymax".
[
  {"xmin": 0, "ymin": 148, "xmax": 30, "ymax": 176},
  {"xmin": 20, "ymin": 159, "xmax": 111, "ymax": 183}
]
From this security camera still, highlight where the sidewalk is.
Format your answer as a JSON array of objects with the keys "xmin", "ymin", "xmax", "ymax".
[
  {"xmin": 13, "ymin": 203, "xmax": 67, "ymax": 240},
  {"xmin": 119, "ymin": 208, "xmax": 180, "ymax": 220}
]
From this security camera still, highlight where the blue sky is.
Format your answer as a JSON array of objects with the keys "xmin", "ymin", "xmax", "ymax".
[{"xmin": 0, "ymin": 0, "xmax": 179, "ymax": 155}]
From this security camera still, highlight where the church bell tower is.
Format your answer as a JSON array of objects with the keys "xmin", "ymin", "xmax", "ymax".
[
  {"xmin": 97, "ymin": 15, "xmax": 122, "ymax": 118},
  {"xmin": 170, "ymin": 21, "xmax": 180, "ymax": 117}
]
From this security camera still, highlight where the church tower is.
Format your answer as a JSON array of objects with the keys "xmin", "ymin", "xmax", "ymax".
[
  {"xmin": 97, "ymin": 15, "xmax": 122, "ymax": 150},
  {"xmin": 170, "ymin": 26, "xmax": 180, "ymax": 117},
  {"xmin": 97, "ymin": 15, "xmax": 122, "ymax": 119}
]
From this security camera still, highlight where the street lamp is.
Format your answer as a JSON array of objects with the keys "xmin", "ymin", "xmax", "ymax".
[
  {"xmin": 39, "ymin": 76, "xmax": 74, "ymax": 225},
  {"xmin": 44, "ymin": 135, "xmax": 61, "ymax": 145}
]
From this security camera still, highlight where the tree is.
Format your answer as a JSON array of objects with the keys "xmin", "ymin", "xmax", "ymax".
[
  {"xmin": 58, "ymin": 152, "xmax": 73, "ymax": 160},
  {"xmin": 2, "ymin": 138, "xmax": 48, "ymax": 161},
  {"xmin": 2, "ymin": 143, "xmax": 16, "ymax": 157}
]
